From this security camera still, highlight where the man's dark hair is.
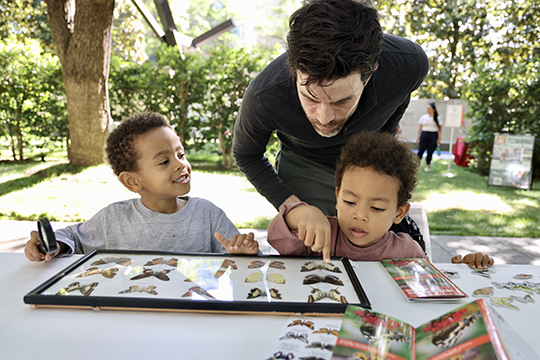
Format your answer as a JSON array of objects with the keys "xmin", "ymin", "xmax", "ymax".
[
  {"xmin": 335, "ymin": 131, "xmax": 419, "ymax": 207},
  {"xmin": 105, "ymin": 113, "xmax": 173, "ymax": 176},
  {"xmin": 287, "ymin": 0, "xmax": 383, "ymax": 90}
]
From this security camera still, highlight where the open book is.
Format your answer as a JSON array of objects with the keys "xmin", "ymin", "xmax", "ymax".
[
  {"xmin": 380, "ymin": 258, "xmax": 467, "ymax": 302},
  {"xmin": 331, "ymin": 299, "xmax": 537, "ymax": 360}
]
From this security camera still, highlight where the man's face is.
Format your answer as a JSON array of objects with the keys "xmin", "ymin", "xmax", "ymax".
[{"xmin": 296, "ymin": 71, "xmax": 366, "ymax": 137}]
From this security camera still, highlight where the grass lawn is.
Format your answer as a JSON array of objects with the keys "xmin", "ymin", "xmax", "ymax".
[{"xmin": 1, "ymin": 151, "xmax": 539, "ymax": 237}]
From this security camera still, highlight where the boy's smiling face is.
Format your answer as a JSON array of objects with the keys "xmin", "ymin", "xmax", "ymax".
[
  {"xmin": 335, "ymin": 166, "xmax": 409, "ymax": 248},
  {"xmin": 129, "ymin": 126, "xmax": 192, "ymax": 213}
]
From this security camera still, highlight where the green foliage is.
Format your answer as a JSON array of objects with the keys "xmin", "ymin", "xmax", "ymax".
[
  {"xmin": 0, "ymin": 0, "xmax": 55, "ymax": 53},
  {"xmin": 109, "ymin": 43, "xmax": 207, "ymax": 145},
  {"xmin": 0, "ymin": 36, "xmax": 67, "ymax": 161},
  {"xmin": 464, "ymin": 0, "xmax": 540, "ymax": 175},
  {"xmin": 193, "ymin": 44, "xmax": 268, "ymax": 168}
]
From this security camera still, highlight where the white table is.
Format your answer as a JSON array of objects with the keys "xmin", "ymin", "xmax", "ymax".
[{"xmin": 1, "ymin": 253, "xmax": 538, "ymax": 359}]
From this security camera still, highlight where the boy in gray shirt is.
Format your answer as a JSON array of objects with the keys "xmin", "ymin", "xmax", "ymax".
[{"xmin": 25, "ymin": 113, "xmax": 258, "ymax": 261}]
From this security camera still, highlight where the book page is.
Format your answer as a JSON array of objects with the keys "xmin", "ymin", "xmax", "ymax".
[
  {"xmin": 380, "ymin": 259, "xmax": 467, "ymax": 301},
  {"xmin": 415, "ymin": 299, "xmax": 506, "ymax": 360},
  {"xmin": 332, "ymin": 305, "xmax": 414, "ymax": 360}
]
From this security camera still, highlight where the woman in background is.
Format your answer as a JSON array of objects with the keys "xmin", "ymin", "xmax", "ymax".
[{"xmin": 416, "ymin": 102, "xmax": 442, "ymax": 172}]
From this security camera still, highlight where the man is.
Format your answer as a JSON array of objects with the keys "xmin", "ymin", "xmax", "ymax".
[{"xmin": 233, "ymin": 0, "xmax": 428, "ymax": 222}]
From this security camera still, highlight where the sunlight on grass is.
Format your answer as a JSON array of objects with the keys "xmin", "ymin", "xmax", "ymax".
[{"xmin": 419, "ymin": 190, "xmax": 513, "ymax": 213}]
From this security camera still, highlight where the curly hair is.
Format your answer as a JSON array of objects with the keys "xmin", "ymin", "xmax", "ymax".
[
  {"xmin": 104, "ymin": 113, "xmax": 173, "ymax": 176},
  {"xmin": 287, "ymin": 0, "xmax": 383, "ymax": 89},
  {"xmin": 335, "ymin": 131, "xmax": 419, "ymax": 207}
]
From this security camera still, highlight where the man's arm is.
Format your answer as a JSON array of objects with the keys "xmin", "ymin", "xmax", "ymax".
[{"xmin": 233, "ymin": 86, "xmax": 294, "ymax": 210}]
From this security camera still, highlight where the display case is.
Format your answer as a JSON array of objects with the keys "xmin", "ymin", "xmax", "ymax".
[{"xmin": 24, "ymin": 250, "xmax": 371, "ymax": 314}]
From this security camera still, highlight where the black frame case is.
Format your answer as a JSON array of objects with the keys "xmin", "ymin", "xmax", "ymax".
[{"xmin": 24, "ymin": 250, "xmax": 371, "ymax": 314}]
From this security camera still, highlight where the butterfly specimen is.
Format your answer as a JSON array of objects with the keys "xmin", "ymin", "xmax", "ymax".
[
  {"xmin": 76, "ymin": 267, "xmax": 118, "ymax": 279},
  {"xmin": 119, "ymin": 285, "xmax": 158, "ymax": 295},
  {"xmin": 510, "ymin": 294, "xmax": 535, "ymax": 303},
  {"xmin": 181, "ymin": 286, "xmax": 216, "ymax": 300},
  {"xmin": 247, "ymin": 287, "xmax": 282, "ymax": 300},
  {"xmin": 313, "ymin": 328, "xmax": 339, "ymax": 336},
  {"xmin": 248, "ymin": 260, "xmax": 265, "ymax": 269},
  {"xmin": 144, "ymin": 257, "xmax": 178, "ymax": 267},
  {"xmin": 287, "ymin": 319, "xmax": 314, "ymax": 330},
  {"xmin": 307, "ymin": 288, "xmax": 348, "ymax": 303},
  {"xmin": 279, "ymin": 331, "xmax": 308, "ymax": 343},
  {"xmin": 360, "ymin": 322, "xmax": 409, "ymax": 343},
  {"xmin": 91, "ymin": 257, "xmax": 132, "ymax": 266},
  {"xmin": 245, "ymin": 272, "xmax": 285, "ymax": 284},
  {"xmin": 306, "ymin": 341, "xmax": 334, "ymax": 351},
  {"xmin": 471, "ymin": 269, "xmax": 494, "ymax": 278},
  {"xmin": 248, "ymin": 260, "xmax": 286, "ymax": 270},
  {"xmin": 56, "ymin": 282, "xmax": 98, "ymax": 296},
  {"xmin": 269, "ymin": 261, "xmax": 286, "ymax": 269},
  {"xmin": 432, "ymin": 313, "xmax": 479, "ymax": 348},
  {"xmin": 492, "ymin": 281, "xmax": 536, "ymax": 294},
  {"xmin": 301, "ymin": 261, "xmax": 341, "ymax": 273},
  {"xmin": 245, "ymin": 272, "xmax": 264, "ymax": 282},
  {"xmin": 472, "ymin": 287, "xmax": 494, "ymax": 298},
  {"xmin": 513, "ymin": 273, "xmax": 533, "ymax": 280},
  {"xmin": 214, "ymin": 259, "xmax": 238, "ymax": 278},
  {"xmin": 267, "ymin": 273, "xmax": 285, "ymax": 284},
  {"xmin": 302, "ymin": 274, "xmax": 344, "ymax": 286},
  {"xmin": 490, "ymin": 297, "xmax": 519, "ymax": 311},
  {"xmin": 130, "ymin": 268, "xmax": 172, "ymax": 281},
  {"xmin": 266, "ymin": 351, "xmax": 294, "ymax": 360}
]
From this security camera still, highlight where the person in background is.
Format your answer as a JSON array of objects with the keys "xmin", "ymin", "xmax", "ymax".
[
  {"xmin": 416, "ymin": 102, "xmax": 442, "ymax": 172},
  {"xmin": 25, "ymin": 113, "xmax": 258, "ymax": 262},
  {"xmin": 267, "ymin": 131, "xmax": 493, "ymax": 269}
]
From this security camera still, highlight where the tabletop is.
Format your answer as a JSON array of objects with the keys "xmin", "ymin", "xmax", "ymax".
[{"xmin": 1, "ymin": 253, "xmax": 538, "ymax": 359}]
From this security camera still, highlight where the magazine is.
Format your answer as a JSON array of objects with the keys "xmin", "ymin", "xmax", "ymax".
[
  {"xmin": 331, "ymin": 299, "xmax": 533, "ymax": 360},
  {"xmin": 380, "ymin": 258, "xmax": 467, "ymax": 302}
]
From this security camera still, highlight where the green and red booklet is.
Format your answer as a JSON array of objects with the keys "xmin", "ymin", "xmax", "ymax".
[
  {"xmin": 331, "ymin": 299, "xmax": 525, "ymax": 360},
  {"xmin": 380, "ymin": 258, "xmax": 467, "ymax": 302}
]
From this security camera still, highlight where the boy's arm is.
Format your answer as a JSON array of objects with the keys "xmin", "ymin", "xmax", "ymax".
[
  {"xmin": 452, "ymin": 252, "xmax": 494, "ymax": 269},
  {"xmin": 25, "ymin": 230, "xmax": 69, "ymax": 262}
]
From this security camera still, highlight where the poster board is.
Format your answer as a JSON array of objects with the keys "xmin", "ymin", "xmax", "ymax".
[
  {"xmin": 24, "ymin": 250, "xmax": 371, "ymax": 315},
  {"xmin": 488, "ymin": 133, "xmax": 535, "ymax": 190},
  {"xmin": 445, "ymin": 104, "xmax": 464, "ymax": 128}
]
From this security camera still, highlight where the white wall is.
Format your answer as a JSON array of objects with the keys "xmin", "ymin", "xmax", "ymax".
[{"xmin": 397, "ymin": 98, "xmax": 471, "ymax": 149}]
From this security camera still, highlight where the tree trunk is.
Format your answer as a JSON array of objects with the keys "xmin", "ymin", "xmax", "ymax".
[{"xmin": 45, "ymin": 0, "xmax": 115, "ymax": 166}]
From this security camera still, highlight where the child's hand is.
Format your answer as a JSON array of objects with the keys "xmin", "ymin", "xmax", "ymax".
[
  {"xmin": 24, "ymin": 231, "xmax": 59, "ymax": 262},
  {"xmin": 451, "ymin": 252, "xmax": 494, "ymax": 269},
  {"xmin": 215, "ymin": 232, "xmax": 259, "ymax": 255},
  {"xmin": 287, "ymin": 205, "xmax": 332, "ymax": 263}
]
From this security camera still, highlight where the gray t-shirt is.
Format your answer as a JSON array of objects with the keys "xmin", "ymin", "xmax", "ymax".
[{"xmin": 55, "ymin": 197, "xmax": 236, "ymax": 255}]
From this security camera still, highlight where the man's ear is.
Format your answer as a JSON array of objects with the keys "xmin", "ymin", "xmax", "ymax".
[
  {"xmin": 118, "ymin": 171, "xmax": 141, "ymax": 193},
  {"xmin": 335, "ymin": 187, "xmax": 340, "ymax": 210},
  {"xmin": 393, "ymin": 202, "xmax": 411, "ymax": 224}
]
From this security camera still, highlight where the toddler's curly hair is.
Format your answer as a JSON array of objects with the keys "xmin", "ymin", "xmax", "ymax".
[
  {"xmin": 335, "ymin": 131, "xmax": 419, "ymax": 207},
  {"xmin": 105, "ymin": 113, "xmax": 173, "ymax": 176}
]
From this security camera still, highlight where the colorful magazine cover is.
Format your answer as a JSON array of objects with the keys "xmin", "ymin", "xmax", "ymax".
[
  {"xmin": 331, "ymin": 299, "xmax": 510, "ymax": 360},
  {"xmin": 380, "ymin": 259, "xmax": 467, "ymax": 302}
]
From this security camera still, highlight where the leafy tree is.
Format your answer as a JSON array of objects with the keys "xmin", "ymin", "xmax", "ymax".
[
  {"xmin": 109, "ymin": 43, "xmax": 206, "ymax": 146},
  {"xmin": 0, "ymin": 37, "xmax": 65, "ymax": 161},
  {"xmin": 195, "ymin": 44, "xmax": 267, "ymax": 168},
  {"xmin": 0, "ymin": 0, "xmax": 55, "ymax": 53},
  {"xmin": 111, "ymin": 0, "xmax": 148, "ymax": 63},
  {"xmin": 465, "ymin": 0, "xmax": 540, "ymax": 175}
]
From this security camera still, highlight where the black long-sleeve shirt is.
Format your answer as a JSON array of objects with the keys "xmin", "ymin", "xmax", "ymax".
[{"xmin": 233, "ymin": 34, "xmax": 429, "ymax": 210}]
